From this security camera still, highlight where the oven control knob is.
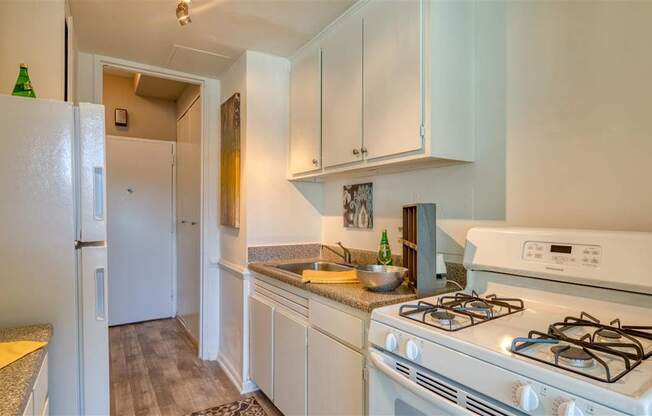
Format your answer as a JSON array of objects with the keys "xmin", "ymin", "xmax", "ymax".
[
  {"xmin": 384, "ymin": 333, "xmax": 398, "ymax": 352},
  {"xmin": 557, "ymin": 400, "xmax": 584, "ymax": 416},
  {"xmin": 513, "ymin": 383, "xmax": 539, "ymax": 412},
  {"xmin": 405, "ymin": 339, "xmax": 420, "ymax": 361}
]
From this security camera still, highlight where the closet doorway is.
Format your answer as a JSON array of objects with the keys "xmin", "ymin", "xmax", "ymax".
[{"xmin": 175, "ymin": 94, "xmax": 202, "ymax": 342}]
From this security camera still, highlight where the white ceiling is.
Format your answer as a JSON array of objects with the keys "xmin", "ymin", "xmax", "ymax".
[{"xmin": 70, "ymin": 0, "xmax": 355, "ymax": 79}]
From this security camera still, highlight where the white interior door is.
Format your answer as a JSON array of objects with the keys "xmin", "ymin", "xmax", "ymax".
[{"xmin": 107, "ymin": 136, "xmax": 175, "ymax": 326}]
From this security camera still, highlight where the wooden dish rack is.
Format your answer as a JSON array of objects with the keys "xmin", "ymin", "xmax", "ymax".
[{"xmin": 401, "ymin": 203, "xmax": 443, "ymax": 296}]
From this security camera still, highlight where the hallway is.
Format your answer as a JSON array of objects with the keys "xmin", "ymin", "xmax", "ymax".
[{"xmin": 109, "ymin": 319, "xmax": 278, "ymax": 416}]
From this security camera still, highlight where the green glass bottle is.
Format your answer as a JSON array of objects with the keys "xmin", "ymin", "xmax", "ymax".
[
  {"xmin": 378, "ymin": 229, "xmax": 393, "ymax": 266},
  {"xmin": 12, "ymin": 64, "xmax": 37, "ymax": 98}
]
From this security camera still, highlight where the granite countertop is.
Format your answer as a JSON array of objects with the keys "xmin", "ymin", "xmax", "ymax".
[
  {"xmin": 0, "ymin": 324, "xmax": 52, "ymax": 416},
  {"xmin": 248, "ymin": 258, "xmax": 463, "ymax": 313}
]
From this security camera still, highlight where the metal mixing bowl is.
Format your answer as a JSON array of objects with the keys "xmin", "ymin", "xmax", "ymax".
[{"xmin": 356, "ymin": 265, "xmax": 408, "ymax": 292}]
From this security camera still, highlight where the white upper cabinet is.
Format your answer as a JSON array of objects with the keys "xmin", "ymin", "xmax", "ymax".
[
  {"xmin": 362, "ymin": 0, "xmax": 422, "ymax": 160},
  {"xmin": 321, "ymin": 11, "xmax": 363, "ymax": 168},
  {"xmin": 290, "ymin": 44, "xmax": 322, "ymax": 175},
  {"xmin": 288, "ymin": 0, "xmax": 475, "ymax": 180}
]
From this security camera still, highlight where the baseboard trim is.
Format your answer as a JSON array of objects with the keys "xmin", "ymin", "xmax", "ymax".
[
  {"xmin": 241, "ymin": 379, "xmax": 258, "ymax": 394},
  {"xmin": 217, "ymin": 353, "xmax": 259, "ymax": 394},
  {"xmin": 176, "ymin": 316, "xmax": 198, "ymax": 348}
]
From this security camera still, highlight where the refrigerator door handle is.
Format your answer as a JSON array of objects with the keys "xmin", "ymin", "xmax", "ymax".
[
  {"xmin": 95, "ymin": 267, "xmax": 106, "ymax": 321},
  {"xmin": 93, "ymin": 167, "xmax": 104, "ymax": 221}
]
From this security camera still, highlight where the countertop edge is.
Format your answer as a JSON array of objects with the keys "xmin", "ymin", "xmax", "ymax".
[{"xmin": 248, "ymin": 260, "xmax": 459, "ymax": 313}]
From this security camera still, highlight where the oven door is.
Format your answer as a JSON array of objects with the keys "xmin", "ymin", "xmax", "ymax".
[{"xmin": 368, "ymin": 349, "xmax": 473, "ymax": 416}]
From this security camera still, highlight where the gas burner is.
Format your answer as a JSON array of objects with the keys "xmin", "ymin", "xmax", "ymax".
[
  {"xmin": 398, "ymin": 291, "xmax": 525, "ymax": 332},
  {"xmin": 469, "ymin": 300, "xmax": 494, "ymax": 309},
  {"xmin": 430, "ymin": 310, "xmax": 456, "ymax": 325},
  {"xmin": 460, "ymin": 301, "xmax": 496, "ymax": 318},
  {"xmin": 595, "ymin": 328, "xmax": 622, "ymax": 341},
  {"xmin": 551, "ymin": 345, "xmax": 595, "ymax": 368}
]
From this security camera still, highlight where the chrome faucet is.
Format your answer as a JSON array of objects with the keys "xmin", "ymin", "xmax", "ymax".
[{"xmin": 321, "ymin": 242, "xmax": 355, "ymax": 265}]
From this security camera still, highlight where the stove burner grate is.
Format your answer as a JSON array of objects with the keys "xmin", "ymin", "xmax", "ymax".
[
  {"xmin": 511, "ymin": 313, "xmax": 648, "ymax": 383},
  {"xmin": 398, "ymin": 291, "xmax": 525, "ymax": 332},
  {"xmin": 554, "ymin": 311, "xmax": 652, "ymax": 360}
]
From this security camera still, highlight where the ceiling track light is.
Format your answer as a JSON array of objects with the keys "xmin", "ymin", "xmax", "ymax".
[{"xmin": 176, "ymin": 0, "xmax": 192, "ymax": 26}]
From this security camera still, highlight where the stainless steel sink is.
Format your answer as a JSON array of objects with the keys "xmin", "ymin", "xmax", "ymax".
[{"xmin": 274, "ymin": 261, "xmax": 352, "ymax": 275}]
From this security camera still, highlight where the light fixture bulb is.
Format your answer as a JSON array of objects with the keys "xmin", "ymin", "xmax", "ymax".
[{"xmin": 176, "ymin": 1, "xmax": 192, "ymax": 26}]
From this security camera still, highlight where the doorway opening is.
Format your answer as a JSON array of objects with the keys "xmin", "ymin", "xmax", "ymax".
[{"xmin": 102, "ymin": 65, "xmax": 202, "ymax": 342}]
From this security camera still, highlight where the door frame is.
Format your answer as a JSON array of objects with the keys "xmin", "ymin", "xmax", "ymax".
[
  {"xmin": 106, "ymin": 135, "xmax": 177, "ymax": 321},
  {"xmin": 92, "ymin": 54, "xmax": 220, "ymax": 360}
]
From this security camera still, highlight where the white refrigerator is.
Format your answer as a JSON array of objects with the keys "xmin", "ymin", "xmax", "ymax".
[{"xmin": 0, "ymin": 95, "xmax": 110, "ymax": 415}]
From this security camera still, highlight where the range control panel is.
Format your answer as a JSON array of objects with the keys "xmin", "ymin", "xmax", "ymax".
[{"xmin": 522, "ymin": 241, "xmax": 602, "ymax": 267}]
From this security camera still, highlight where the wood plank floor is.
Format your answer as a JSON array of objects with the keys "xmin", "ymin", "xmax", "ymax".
[{"xmin": 109, "ymin": 318, "xmax": 280, "ymax": 416}]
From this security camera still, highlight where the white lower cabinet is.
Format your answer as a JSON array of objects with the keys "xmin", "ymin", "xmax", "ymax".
[
  {"xmin": 249, "ymin": 295, "xmax": 274, "ymax": 399},
  {"xmin": 250, "ymin": 287, "xmax": 309, "ymax": 415},
  {"xmin": 307, "ymin": 327, "xmax": 365, "ymax": 416},
  {"xmin": 250, "ymin": 276, "xmax": 366, "ymax": 416},
  {"xmin": 273, "ymin": 309, "xmax": 308, "ymax": 416},
  {"xmin": 22, "ymin": 393, "xmax": 34, "ymax": 416},
  {"xmin": 22, "ymin": 353, "xmax": 48, "ymax": 416}
]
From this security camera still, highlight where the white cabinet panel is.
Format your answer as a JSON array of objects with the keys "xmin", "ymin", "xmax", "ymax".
[
  {"xmin": 308, "ymin": 328, "xmax": 364, "ymax": 416},
  {"xmin": 274, "ymin": 309, "xmax": 307, "ymax": 416},
  {"xmin": 363, "ymin": 0, "xmax": 422, "ymax": 160},
  {"xmin": 22, "ymin": 393, "xmax": 33, "ymax": 416},
  {"xmin": 309, "ymin": 300, "xmax": 364, "ymax": 349},
  {"xmin": 321, "ymin": 12, "xmax": 363, "ymax": 168},
  {"xmin": 249, "ymin": 295, "xmax": 274, "ymax": 399},
  {"xmin": 33, "ymin": 354, "xmax": 48, "ymax": 416},
  {"xmin": 290, "ymin": 45, "xmax": 322, "ymax": 175}
]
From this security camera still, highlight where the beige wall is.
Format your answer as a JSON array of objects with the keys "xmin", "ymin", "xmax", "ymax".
[
  {"xmin": 0, "ymin": 0, "xmax": 66, "ymax": 100},
  {"xmin": 219, "ymin": 53, "xmax": 248, "ymax": 267},
  {"xmin": 103, "ymin": 73, "xmax": 177, "ymax": 141}
]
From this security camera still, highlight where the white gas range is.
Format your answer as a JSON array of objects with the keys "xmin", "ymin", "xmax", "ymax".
[{"xmin": 368, "ymin": 228, "xmax": 652, "ymax": 416}]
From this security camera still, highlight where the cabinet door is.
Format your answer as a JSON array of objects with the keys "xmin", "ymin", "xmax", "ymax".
[
  {"xmin": 250, "ymin": 295, "xmax": 274, "ymax": 399},
  {"xmin": 308, "ymin": 328, "xmax": 364, "ymax": 416},
  {"xmin": 274, "ymin": 309, "xmax": 307, "ymax": 416},
  {"xmin": 363, "ymin": 0, "xmax": 422, "ymax": 160},
  {"xmin": 321, "ymin": 12, "xmax": 363, "ymax": 168},
  {"xmin": 290, "ymin": 45, "xmax": 322, "ymax": 175}
]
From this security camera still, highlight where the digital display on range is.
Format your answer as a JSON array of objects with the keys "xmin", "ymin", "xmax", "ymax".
[{"xmin": 550, "ymin": 245, "xmax": 572, "ymax": 254}]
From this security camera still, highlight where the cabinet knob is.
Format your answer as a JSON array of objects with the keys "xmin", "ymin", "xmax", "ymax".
[
  {"xmin": 361, "ymin": 147, "xmax": 368, "ymax": 154},
  {"xmin": 352, "ymin": 148, "xmax": 360, "ymax": 155},
  {"xmin": 180, "ymin": 220, "xmax": 187, "ymax": 224},
  {"xmin": 191, "ymin": 222, "xmax": 197, "ymax": 226},
  {"xmin": 312, "ymin": 158, "xmax": 319, "ymax": 166}
]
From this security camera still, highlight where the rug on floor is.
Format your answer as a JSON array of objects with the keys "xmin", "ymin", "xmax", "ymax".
[{"xmin": 187, "ymin": 397, "xmax": 267, "ymax": 416}]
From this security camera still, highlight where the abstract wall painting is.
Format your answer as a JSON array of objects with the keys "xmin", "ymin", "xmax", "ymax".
[
  {"xmin": 343, "ymin": 182, "xmax": 373, "ymax": 229},
  {"xmin": 220, "ymin": 93, "xmax": 241, "ymax": 228}
]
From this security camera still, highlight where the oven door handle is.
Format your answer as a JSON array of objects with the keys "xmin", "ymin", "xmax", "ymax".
[{"xmin": 368, "ymin": 350, "xmax": 474, "ymax": 416}]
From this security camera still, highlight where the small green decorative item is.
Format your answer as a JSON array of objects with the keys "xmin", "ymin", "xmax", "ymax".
[
  {"xmin": 378, "ymin": 229, "xmax": 393, "ymax": 266},
  {"xmin": 12, "ymin": 64, "xmax": 37, "ymax": 98}
]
